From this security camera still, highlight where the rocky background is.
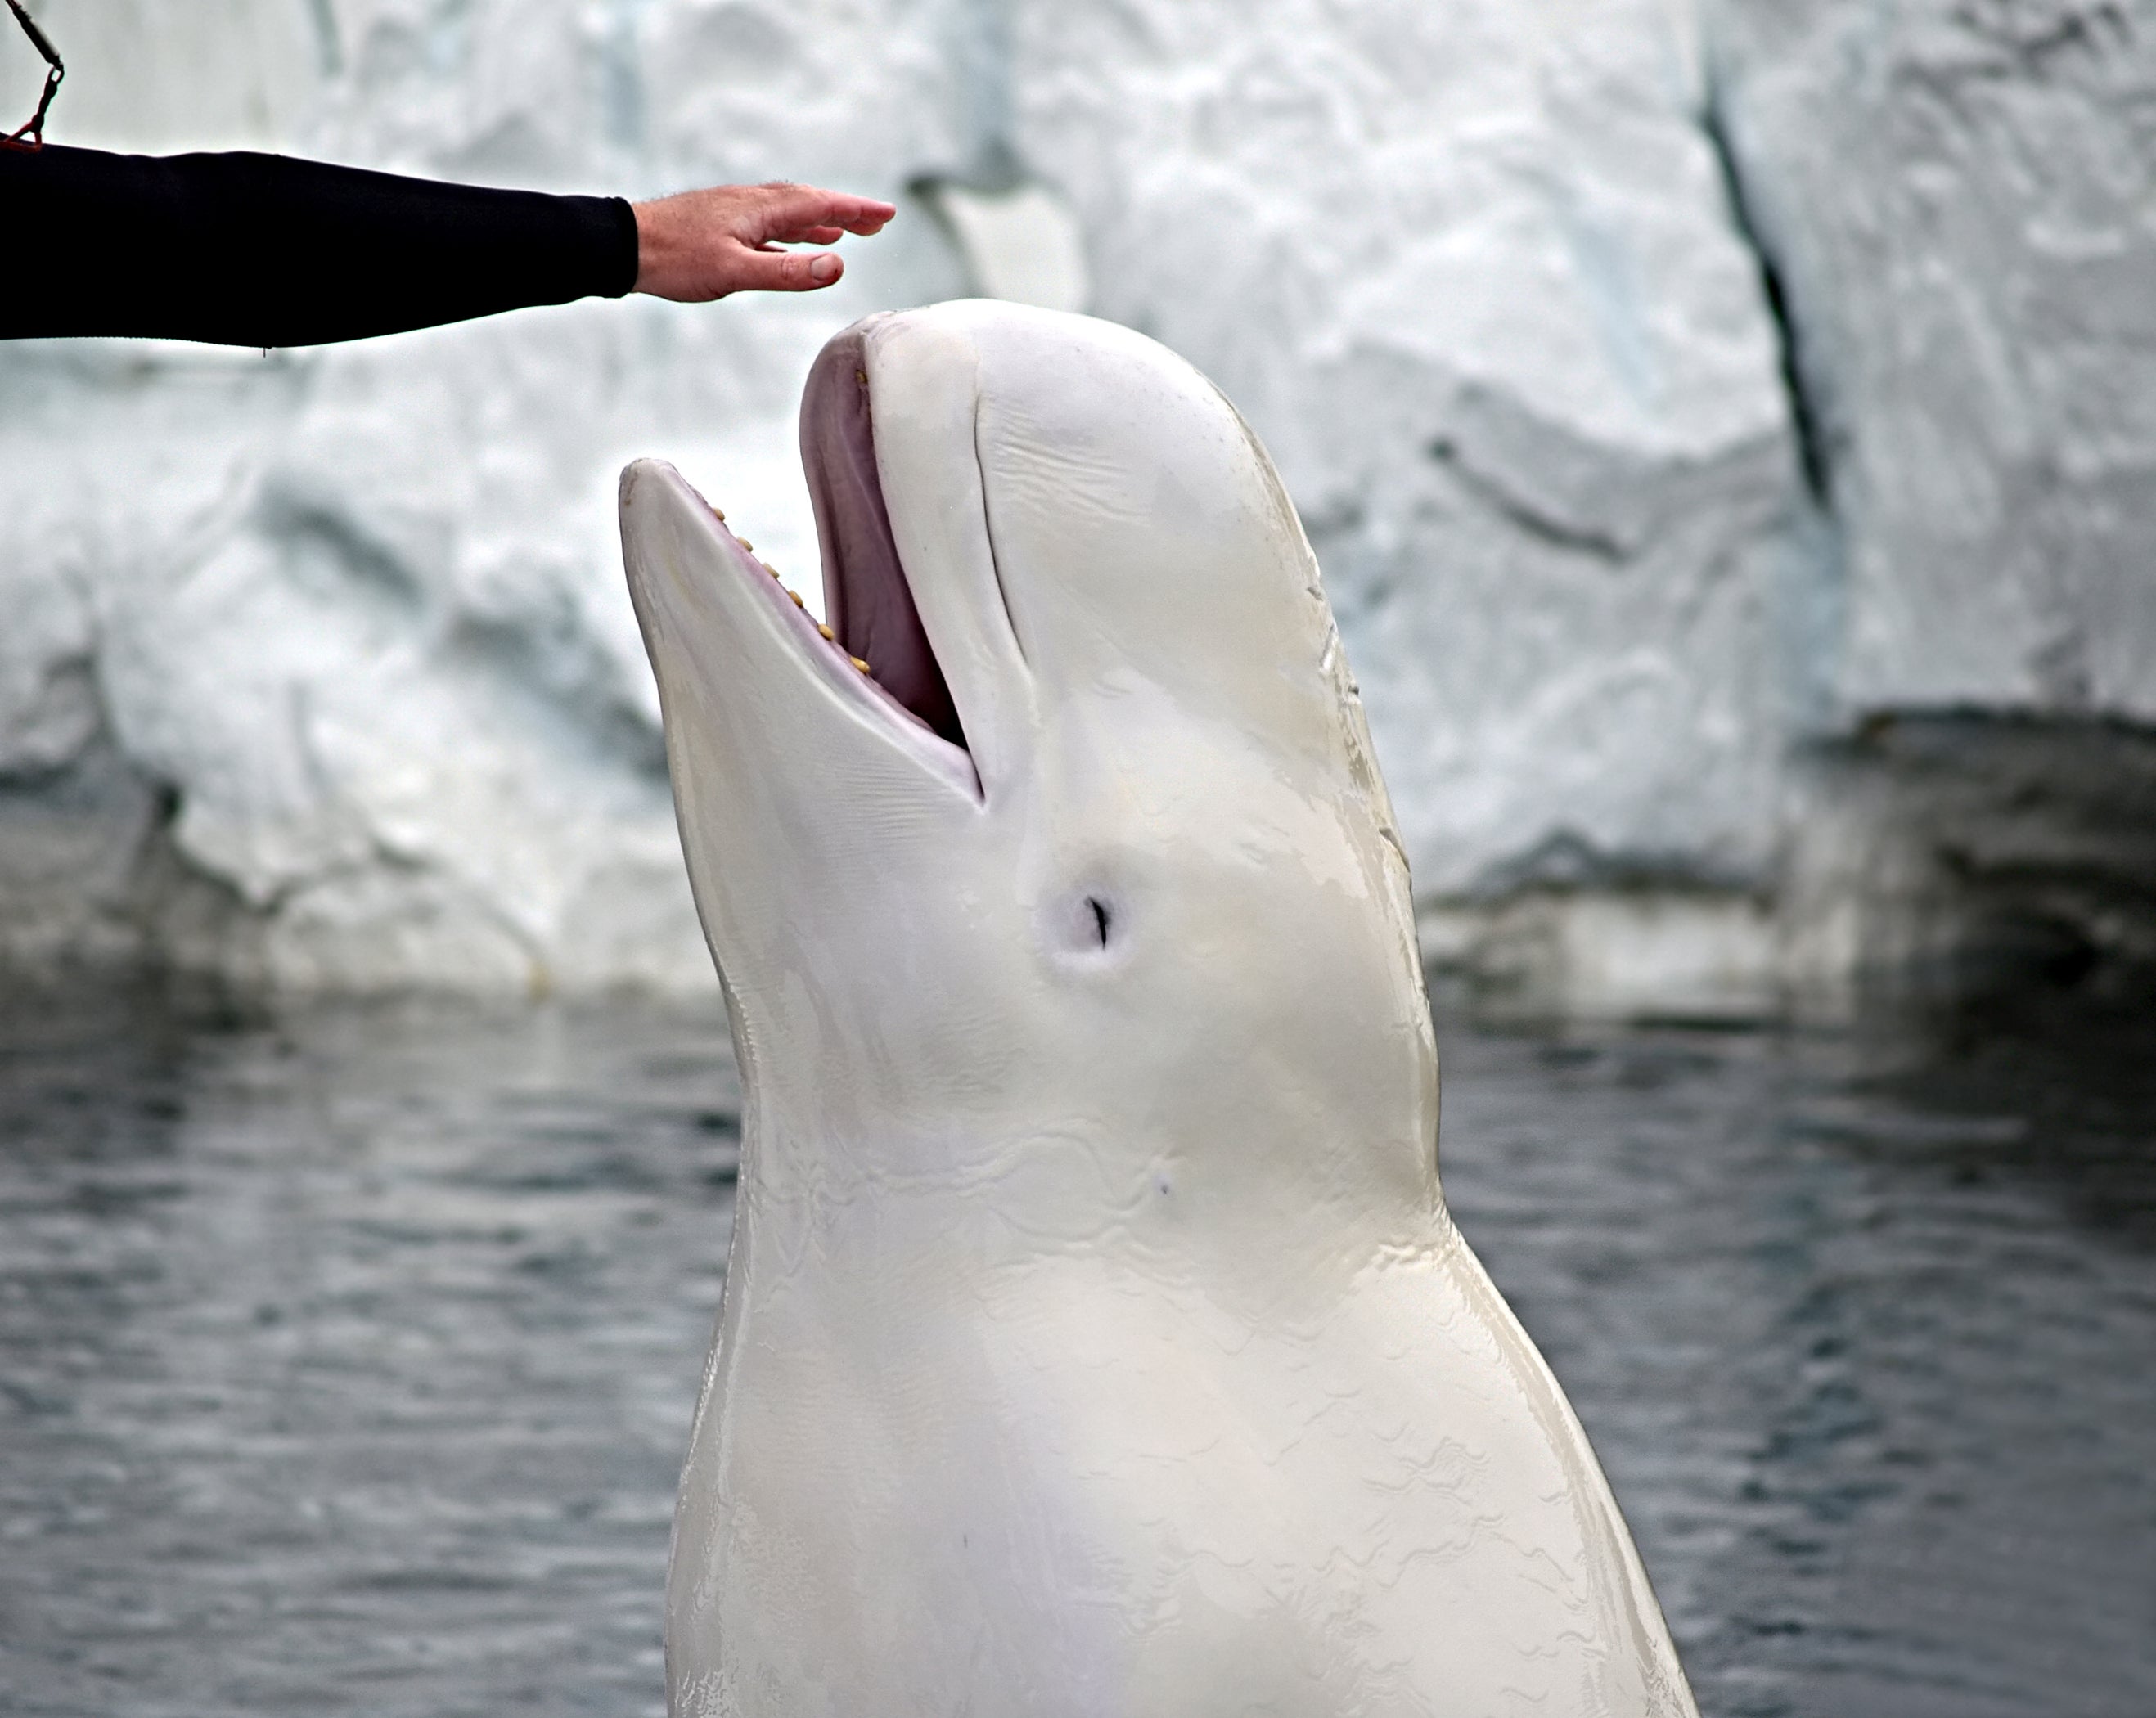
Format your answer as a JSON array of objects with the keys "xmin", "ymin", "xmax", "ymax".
[{"xmin": 2, "ymin": 0, "xmax": 2152, "ymax": 1014}]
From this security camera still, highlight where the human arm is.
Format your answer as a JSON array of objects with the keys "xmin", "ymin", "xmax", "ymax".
[{"xmin": 0, "ymin": 146, "xmax": 891, "ymax": 347}]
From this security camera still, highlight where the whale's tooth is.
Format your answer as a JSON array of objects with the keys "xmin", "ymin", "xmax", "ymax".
[
  {"xmin": 817, "ymin": 623, "xmax": 835, "ymax": 642},
  {"xmin": 855, "ymin": 368, "xmax": 867, "ymax": 385},
  {"xmin": 759, "ymin": 560, "xmax": 779, "ymax": 578},
  {"xmin": 789, "ymin": 588, "xmax": 806, "ymax": 608},
  {"xmin": 709, "ymin": 504, "xmax": 725, "ymax": 522},
  {"xmin": 849, "ymin": 655, "xmax": 871, "ymax": 673},
  {"xmin": 738, "ymin": 538, "xmax": 753, "ymax": 554}
]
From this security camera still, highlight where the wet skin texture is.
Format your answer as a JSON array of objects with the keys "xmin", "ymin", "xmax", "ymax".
[{"xmin": 619, "ymin": 301, "xmax": 1698, "ymax": 1716}]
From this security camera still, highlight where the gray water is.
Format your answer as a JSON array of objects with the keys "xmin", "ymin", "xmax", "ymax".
[{"xmin": 0, "ymin": 978, "xmax": 2150, "ymax": 1717}]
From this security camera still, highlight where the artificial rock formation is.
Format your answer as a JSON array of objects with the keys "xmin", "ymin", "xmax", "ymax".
[{"xmin": 2, "ymin": 0, "xmax": 2149, "ymax": 1008}]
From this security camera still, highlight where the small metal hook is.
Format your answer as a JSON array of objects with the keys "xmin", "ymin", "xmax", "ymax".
[{"xmin": 2, "ymin": 0, "xmax": 65, "ymax": 152}]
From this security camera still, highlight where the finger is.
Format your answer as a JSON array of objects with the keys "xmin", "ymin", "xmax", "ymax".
[
  {"xmin": 766, "ymin": 185, "xmax": 896, "ymax": 230},
  {"xmin": 756, "ymin": 223, "xmax": 848, "ymax": 246},
  {"xmin": 726, "ymin": 246, "xmax": 844, "ymax": 293},
  {"xmin": 752, "ymin": 182, "xmax": 898, "ymax": 239},
  {"xmin": 764, "ymin": 209, "xmax": 888, "ymax": 241}
]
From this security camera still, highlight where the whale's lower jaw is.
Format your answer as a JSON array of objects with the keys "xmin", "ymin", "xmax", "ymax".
[
  {"xmin": 666, "ymin": 1221, "xmax": 1697, "ymax": 1718},
  {"xmin": 618, "ymin": 454, "xmax": 980, "ymax": 803}
]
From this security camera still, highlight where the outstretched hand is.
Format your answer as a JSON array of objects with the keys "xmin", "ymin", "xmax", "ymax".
[{"xmin": 632, "ymin": 182, "xmax": 896, "ymax": 301}]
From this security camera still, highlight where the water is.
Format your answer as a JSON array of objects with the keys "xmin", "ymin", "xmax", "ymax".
[{"xmin": 1, "ymin": 978, "xmax": 2150, "ymax": 1717}]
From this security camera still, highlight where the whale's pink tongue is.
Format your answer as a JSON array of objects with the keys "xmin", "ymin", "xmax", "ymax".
[{"xmin": 801, "ymin": 331, "xmax": 966, "ymax": 749}]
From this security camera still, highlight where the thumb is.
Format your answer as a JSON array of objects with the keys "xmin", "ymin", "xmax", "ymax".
[{"xmin": 730, "ymin": 248, "xmax": 844, "ymax": 293}]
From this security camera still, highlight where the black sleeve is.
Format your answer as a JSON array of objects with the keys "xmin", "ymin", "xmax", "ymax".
[{"xmin": 0, "ymin": 146, "xmax": 641, "ymax": 347}]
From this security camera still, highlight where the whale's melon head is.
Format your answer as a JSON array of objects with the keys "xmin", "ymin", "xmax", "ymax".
[{"xmin": 621, "ymin": 302, "xmax": 1436, "ymax": 1230}]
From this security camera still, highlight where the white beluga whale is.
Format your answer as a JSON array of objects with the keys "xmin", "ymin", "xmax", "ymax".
[{"xmin": 619, "ymin": 300, "xmax": 1699, "ymax": 1717}]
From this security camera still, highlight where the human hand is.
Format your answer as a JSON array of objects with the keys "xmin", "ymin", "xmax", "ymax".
[{"xmin": 632, "ymin": 182, "xmax": 895, "ymax": 300}]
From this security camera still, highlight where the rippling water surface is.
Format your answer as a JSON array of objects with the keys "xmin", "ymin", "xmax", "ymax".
[{"xmin": 2, "ymin": 979, "xmax": 2150, "ymax": 1717}]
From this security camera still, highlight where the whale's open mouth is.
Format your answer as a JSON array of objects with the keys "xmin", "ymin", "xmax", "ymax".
[
  {"xmin": 800, "ymin": 328, "xmax": 968, "ymax": 752},
  {"xmin": 641, "ymin": 326, "xmax": 978, "ymax": 798}
]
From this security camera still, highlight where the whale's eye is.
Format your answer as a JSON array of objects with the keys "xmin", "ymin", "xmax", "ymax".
[{"xmin": 1046, "ymin": 888, "xmax": 1124, "ymax": 966}]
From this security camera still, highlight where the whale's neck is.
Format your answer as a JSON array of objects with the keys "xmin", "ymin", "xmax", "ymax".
[{"xmin": 731, "ymin": 1090, "xmax": 1446, "ymax": 1298}]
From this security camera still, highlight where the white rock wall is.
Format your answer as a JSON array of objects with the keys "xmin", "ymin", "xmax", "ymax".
[
  {"xmin": 3, "ymin": 0, "xmax": 2149, "ymax": 999},
  {"xmin": 1704, "ymin": 0, "xmax": 2156, "ymax": 721}
]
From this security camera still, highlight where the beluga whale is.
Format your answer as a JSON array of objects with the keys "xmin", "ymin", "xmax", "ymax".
[{"xmin": 619, "ymin": 299, "xmax": 1699, "ymax": 1717}]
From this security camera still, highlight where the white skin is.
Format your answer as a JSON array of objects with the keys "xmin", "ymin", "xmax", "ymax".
[
  {"xmin": 621, "ymin": 304, "xmax": 1699, "ymax": 1718},
  {"xmin": 631, "ymin": 182, "xmax": 895, "ymax": 300}
]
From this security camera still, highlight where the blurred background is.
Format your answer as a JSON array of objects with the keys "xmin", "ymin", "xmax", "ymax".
[
  {"xmin": 5, "ymin": 0, "xmax": 2154, "ymax": 1015},
  {"xmin": 1, "ymin": 5, "xmax": 2152, "ymax": 1717}
]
